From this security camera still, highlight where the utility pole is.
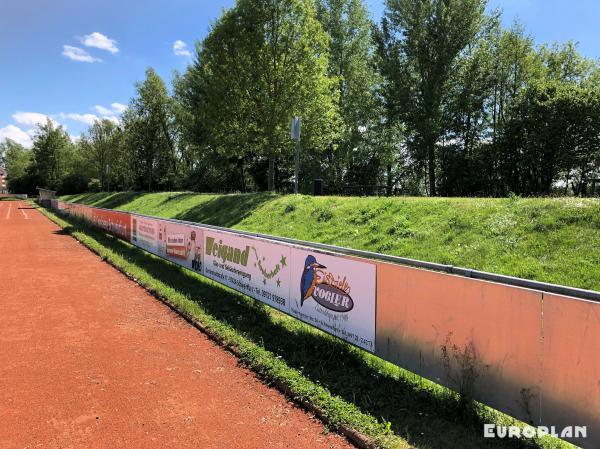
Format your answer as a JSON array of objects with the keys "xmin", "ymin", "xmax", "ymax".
[{"xmin": 291, "ymin": 117, "xmax": 301, "ymax": 194}]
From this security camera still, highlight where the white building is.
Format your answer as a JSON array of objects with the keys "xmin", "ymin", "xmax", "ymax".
[{"xmin": 0, "ymin": 167, "xmax": 7, "ymax": 193}]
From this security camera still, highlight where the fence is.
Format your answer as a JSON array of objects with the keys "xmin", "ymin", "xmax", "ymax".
[{"xmin": 49, "ymin": 199, "xmax": 600, "ymax": 448}]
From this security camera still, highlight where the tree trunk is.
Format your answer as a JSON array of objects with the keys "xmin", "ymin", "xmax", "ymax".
[
  {"xmin": 148, "ymin": 159, "xmax": 153, "ymax": 192},
  {"xmin": 267, "ymin": 156, "xmax": 275, "ymax": 191},
  {"xmin": 427, "ymin": 143, "xmax": 436, "ymax": 197},
  {"xmin": 239, "ymin": 158, "xmax": 246, "ymax": 193}
]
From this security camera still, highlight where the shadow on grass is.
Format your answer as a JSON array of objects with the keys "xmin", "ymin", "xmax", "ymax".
[
  {"xmin": 64, "ymin": 192, "xmax": 149, "ymax": 210},
  {"xmin": 172, "ymin": 192, "xmax": 277, "ymax": 228},
  {"xmin": 59, "ymin": 214, "xmax": 553, "ymax": 449},
  {"xmin": 65, "ymin": 191, "xmax": 278, "ymax": 229}
]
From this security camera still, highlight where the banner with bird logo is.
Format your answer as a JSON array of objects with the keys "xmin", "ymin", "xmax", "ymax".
[{"xmin": 290, "ymin": 249, "xmax": 376, "ymax": 352}]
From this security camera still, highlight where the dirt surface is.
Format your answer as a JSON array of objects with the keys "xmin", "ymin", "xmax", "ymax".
[{"xmin": 0, "ymin": 201, "xmax": 354, "ymax": 449}]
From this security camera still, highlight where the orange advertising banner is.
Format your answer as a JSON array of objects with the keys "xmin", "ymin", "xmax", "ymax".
[{"xmin": 91, "ymin": 209, "xmax": 132, "ymax": 241}]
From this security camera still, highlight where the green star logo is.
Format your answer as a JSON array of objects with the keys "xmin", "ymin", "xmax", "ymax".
[
  {"xmin": 276, "ymin": 278, "xmax": 281, "ymax": 287},
  {"xmin": 280, "ymin": 255, "xmax": 287, "ymax": 267}
]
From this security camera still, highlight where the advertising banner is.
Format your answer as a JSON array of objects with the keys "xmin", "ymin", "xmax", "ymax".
[
  {"xmin": 129, "ymin": 215, "xmax": 203, "ymax": 273},
  {"xmin": 158, "ymin": 220, "xmax": 204, "ymax": 273},
  {"xmin": 203, "ymin": 230, "xmax": 291, "ymax": 312},
  {"xmin": 290, "ymin": 249, "xmax": 376, "ymax": 351},
  {"xmin": 131, "ymin": 216, "xmax": 159, "ymax": 253},
  {"xmin": 69, "ymin": 203, "xmax": 94, "ymax": 222},
  {"xmin": 91, "ymin": 209, "xmax": 132, "ymax": 242}
]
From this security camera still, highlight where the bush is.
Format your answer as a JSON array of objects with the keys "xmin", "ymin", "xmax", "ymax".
[
  {"xmin": 58, "ymin": 173, "xmax": 90, "ymax": 195},
  {"xmin": 87, "ymin": 178, "xmax": 102, "ymax": 192}
]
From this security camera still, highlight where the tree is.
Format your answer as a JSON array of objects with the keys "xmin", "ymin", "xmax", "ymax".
[
  {"xmin": 495, "ymin": 77, "xmax": 600, "ymax": 196},
  {"xmin": 379, "ymin": 0, "xmax": 487, "ymax": 195},
  {"xmin": 487, "ymin": 22, "xmax": 543, "ymax": 145},
  {"xmin": 28, "ymin": 119, "xmax": 73, "ymax": 190},
  {"xmin": 437, "ymin": 14, "xmax": 497, "ymax": 196},
  {"xmin": 80, "ymin": 119, "xmax": 122, "ymax": 191},
  {"xmin": 540, "ymin": 41, "xmax": 595, "ymax": 85},
  {"xmin": 2, "ymin": 140, "xmax": 32, "ymax": 193},
  {"xmin": 191, "ymin": 0, "xmax": 339, "ymax": 191},
  {"xmin": 123, "ymin": 68, "xmax": 177, "ymax": 191},
  {"xmin": 173, "ymin": 20, "xmax": 254, "ymax": 192},
  {"xmin": 316, "ymin": 0, "xmax": 382, "ymax": 189}
]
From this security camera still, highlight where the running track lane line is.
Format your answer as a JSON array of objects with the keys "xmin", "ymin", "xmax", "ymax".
[{"xmin": 0, "ymin": 203, "xmax": 355, "ymax": 449}]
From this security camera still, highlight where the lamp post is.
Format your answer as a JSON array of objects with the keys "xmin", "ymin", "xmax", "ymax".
[
  {"xmin": 106, "ymin": 164, "xmax": 111, "ymax": 192},
  {"xmin": 290, "ymin": 117, "xmax": 301, "ymax": 194}
]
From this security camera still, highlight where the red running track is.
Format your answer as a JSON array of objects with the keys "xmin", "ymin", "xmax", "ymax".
[{"xmin": 0, "ymin": 201, "xmax": 354, "ymax": 449}]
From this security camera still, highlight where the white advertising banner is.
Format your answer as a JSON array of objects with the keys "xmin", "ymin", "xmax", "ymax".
[
  {"xmin": 290, "ymin": 249, "xmax": 376, "ymax": 351},
  {"xmin": 157, "ymin": 220, "xmax": 204, "ymax": 274},
  {"xmin": 203, "ymin": 230, "xmax": 291, "ymax": 312},
  {"xmin": 130, "ymin": 215, "xmax": 203, "ymax": 274},
  {"xmin": 131, "ymin": 216, "xmax": 159, "ymax": 253}
]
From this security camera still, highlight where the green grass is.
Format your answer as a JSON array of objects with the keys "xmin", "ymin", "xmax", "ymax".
[
  {"xmin": 42, "ymin": 200, "xmax": 574, "ymax": 449},
  {"xmin": 62, "ymin": 191, "xmax": 600, "ymax": 292}
]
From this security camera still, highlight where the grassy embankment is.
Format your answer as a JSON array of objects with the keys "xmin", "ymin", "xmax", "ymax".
[{"xmin": 62, "ymin": 191, "xmax": 600, "ymax": 291}]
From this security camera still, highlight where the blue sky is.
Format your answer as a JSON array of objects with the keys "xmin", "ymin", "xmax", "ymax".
[{"xmin": 1, "ymin": 0, "xmax": 599, "ymax": 148}]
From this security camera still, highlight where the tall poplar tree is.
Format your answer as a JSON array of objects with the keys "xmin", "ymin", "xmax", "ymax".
[
  {"xmin": 316, "ymin": 0, "xmax": 381, "ymax": 188},
  {"xmin": 379, "ymin": 0, "xmax": 487, "ymax": 195},
  {"xmin": 122, "ymin": 68, "xmax": 176, "ymax": 191}
]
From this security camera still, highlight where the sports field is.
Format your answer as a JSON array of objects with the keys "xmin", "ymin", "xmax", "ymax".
[{"xmin": 0, "ymin": 201, "xmax": 353, "ymax": 449}]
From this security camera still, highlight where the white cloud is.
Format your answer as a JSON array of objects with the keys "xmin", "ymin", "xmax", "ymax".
[
  {"xmin": 90, "ymin": 103, "xmax": 126, "ymax": 124},
  {"xmin": 93, "ymin": 105, "xmax": 114, "ymax": 116},
  {"xmin": 93, "ymin": 102, "xmax": 127, "ymax": 116},
  {"xmin": 61, "ymin": 109, "xmax": 123, "ymax": 126},
  {"xmin": 12, "ymin": 111, "xmax": 52, "ymax": 127},
  {"xmin": 0, "ymin": 125, "xmax": 33, "ymax": 148},
  {"xmin": 80, "ymin": 32, "xmax": 119, "ymax": 54},
  {"xmin": 173, "ymin": 40, "xmax": 191, "ymax": 57},
  {"xmin": 111, "ymin": 102, "xmax": 127, "ymax": 114},
  {"xmin": 104, "ymin": 116, "xmax": 120, "ymax": 124},
  {"xmin": 62, "ymin": 113, "xmax": 100, "ymax": 125},
  {"xmin": 63, "ymin": 45, "xmax": 101, "ymax": 63}
]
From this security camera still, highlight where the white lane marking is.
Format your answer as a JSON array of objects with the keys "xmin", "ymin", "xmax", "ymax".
[
  {"xmin": 20, "ymin": 207, "xmax": 30, "ymax": 220},
  {"xmin": 6, "ymin": 202, "xmax": 12, "ymax": 219}
]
